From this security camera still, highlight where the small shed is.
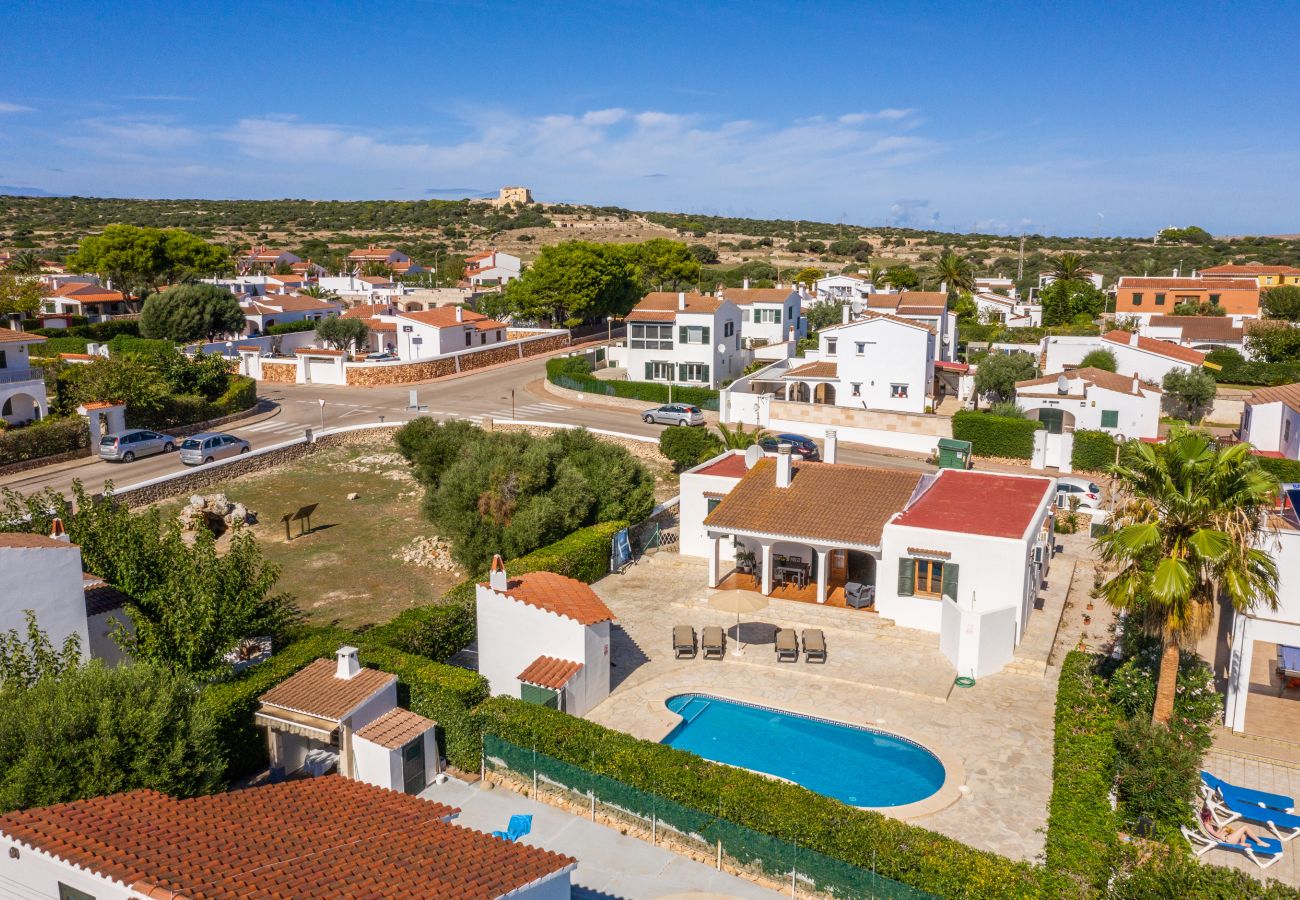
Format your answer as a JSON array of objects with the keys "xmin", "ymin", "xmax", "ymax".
[
  {"xmin": 353, "ymin": 707, "xmax": 440, "ymax": 794},
  {"xmin": 936, "ymin": 438, "xmax": 972, "ymax": 470}
]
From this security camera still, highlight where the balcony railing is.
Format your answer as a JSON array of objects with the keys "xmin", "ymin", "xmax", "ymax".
[{"xmin": 0, "ymin": 367, "xmax": 42, "ymax": 385}]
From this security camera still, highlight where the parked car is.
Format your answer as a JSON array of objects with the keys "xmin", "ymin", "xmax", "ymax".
[
  {"xmin": 179, "ymin": 432, "xmax": 251, "ymax": 466},
  {"xmin": 99, "ymin": 429, "xmax": 178, "ymax": 462},
  {"xmin": 1056, "ymin": 477, "xmax": 1103, "ymax": 509},
  {"xmin": 642, "ymin": 404, "xmax": 705, "ymax": 426},
  {"xmin": 365, "ymin": 350, "xmax": 397, "ymax": 361},
  {"xmin": 758, "ymin": 433, "xmax": 821, "ymax": 460}
]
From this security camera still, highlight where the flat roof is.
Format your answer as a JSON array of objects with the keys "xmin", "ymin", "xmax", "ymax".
[{"xmin": 892, "ymin": 470, "xmax": 1054, "ymax": 539}]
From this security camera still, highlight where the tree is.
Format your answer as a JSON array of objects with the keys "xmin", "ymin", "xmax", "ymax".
[
  {"xmin": 1157, "ymin": 226, "xmax": 1212, "ymax": 244},
  {"xmin": 502, "ymin": 241, "xmax": 639, "ymax": 326},
  {"xmin": 1096, "ymin": 434, "xmax": 1278, "ymax": 725},
  {"xmin": 1172, "ymin": 301, "xmax": 1225, "ymax": 317},
  {"xmin": 300, "ymin": 284, "xmax": 340, "ymax": 302},
  {"xmin": 865, "ymin": 264, "xmax": 885, "ymax": 285},
  {"xmin": 1245, "ymin": 320, "xmax": 1300, "ymax": 363},
  {"xmin": 1039, "ymin": 279, "xmax": 1108, "ymax": 326},
  {"xmin": 714, "ymin": 422, "xmax": 768, "ymax": 449},
  {"xmin": 974, "ymin": 352, "xmax": 1037, "ymax": 403},
  {"xmin": 140, "ymin": 283, "xmax": 246, "ymax": 342},
  {"xmin": 883, "ymin": 265, "xmax": 920, "ymax": 290},
  {"xmin": 1261, "ymin": 285, "xmax": 1300, "ymax": 322},
  {"xmin": 1046, "ymin": 252, "xmax": 1091, "ymax": 283},
  {"xmin": 315, "ymin": 315, "xmax": 368, "ymax": 350},
  {"xmin": 1161, "ymin": 368, "xmax": 1217, "ymax": 422},
  {"xmin": 66, "ymin": 224, "xmax": 228, "ymax": 296},
  {"xmin": 688, "ymin": 243, "xmax": 719, "ymax": 265},
  {"xmin": 1079, "ymin": 349, "xmax": 1118, "ymax": 372},
  {"xmin": 0, "ymin": 611, "xmax": 82, "ymax": 689},
  {"xmin": 58, "ymin": 355, "xmax": 170, "ymax": 413},
  {"xmin": 5, "ymin": 249, "xmax": 43, "ymax": 275},
  {"xmin": 0, "ymin": 659, "xmax": 223, "ymax": 811},
  {"xmin": 0, "ymin": 270, "xmax": 48, "ymax": 317},
  {"xmin": 619, "ymin": 239, "xmax": 700, "ymax": 291},
  {"xmin": 931, "ymin": 251, "xmax": 975, "ymax": 295},
  {"xmin": 792, "ymin": 267, "xmax": 824, "ymax": 289},
  {"xmin": 806, "ymin": 298, "xmax": 847, "ymax": 330},
  {"xmin": 658, "ymin": 425, "xmax": 722, "ymax": 471}
]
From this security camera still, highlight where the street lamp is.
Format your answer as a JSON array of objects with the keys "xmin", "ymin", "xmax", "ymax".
[{"xmin": 1110, "ymin": 433, "xmax": 1126, "ymax": 513}]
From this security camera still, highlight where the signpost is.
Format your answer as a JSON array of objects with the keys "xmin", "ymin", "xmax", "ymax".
[{"xmin": 281, "ymin": 503, "xmax": 319, "ymax": 541}]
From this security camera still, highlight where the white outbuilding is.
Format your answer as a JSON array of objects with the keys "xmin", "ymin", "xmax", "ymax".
[{"xmin": 1014, "ymin": 367, "xmax": 1163, "ymax": 471}]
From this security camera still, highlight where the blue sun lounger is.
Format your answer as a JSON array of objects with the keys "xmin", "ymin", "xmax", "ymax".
[
  {"xmin": 1182, "ymin": 822, "xmax": 1284, "ymax": 869},
  {"xmin": 1201, "ymin": 771, "xmax": 1295, "ymax": 813},
  {"xmin": 491, "ymin": 813, "xmax": 533, "ymax": 842},
  {"xmin": 1206, "ymin": 791, "xmax": 1300, "ymax": 844}
]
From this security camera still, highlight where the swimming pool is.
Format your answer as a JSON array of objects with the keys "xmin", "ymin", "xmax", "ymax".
[{"xmin": 663, "ymin": 694, "xmax": 945, "ymax": 808}]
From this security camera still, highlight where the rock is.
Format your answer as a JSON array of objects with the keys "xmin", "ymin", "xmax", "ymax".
[
  {"xmin": 177, "ymin": 493, "xmax": 257, "ymax": 533},
  {"xmin": 347, "ymin": 492, "xmax": 360, "ymax": 500},
  {"xmin": 189, "ymin": 495, "xmax": 205, "ymax": 509},
  {"xmin": 394, "ymin": 535, "xmax": 461, "ymax": 573}
]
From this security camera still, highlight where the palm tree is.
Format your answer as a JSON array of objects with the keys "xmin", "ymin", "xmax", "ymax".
[
  {"xmin": 6, "ymin": 250, "xmax": 42, "ymax": 275},
  {"xmin": 1047, "ymin": 252, "xmax": 1091, "ymax": 283},
  {"xmin": 714, "ymin": 422, "xmax": 768, "ymax": 449},
  {"xmin": 300, "ymin": 284, "xmax": 340, "ymax": 302},
  {"xmin": 929, "ymin": 251, "xmax": 975, "ymax": 296},
  {"xmin": 1096, "ymin": 433, "xmax": 1279, "ymax": 725},
  {"xmin": 866, "ymin": 265, "xmax": 885, "ymax": 285}
]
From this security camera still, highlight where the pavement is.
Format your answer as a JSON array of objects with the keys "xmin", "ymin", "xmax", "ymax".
[{"xmin": 421, "ymin": 775, "xmax": 782, "ymax": 899}]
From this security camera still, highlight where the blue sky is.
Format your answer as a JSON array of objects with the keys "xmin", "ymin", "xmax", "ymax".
[{"xmin": 2, "ymin": 0, "xmax": 1297, "ymax": 236}]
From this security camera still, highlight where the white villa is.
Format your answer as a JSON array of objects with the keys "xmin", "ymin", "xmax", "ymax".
[
  {"xmin": 346, "ymin": 245, "xmax": 422, "ymax": 275},
  {"xmin": 1239, "ymin": 383, "xmax": 1300, "ymax": 460},
  {"xmin": 862, "ymin": 292, "xmax": 959, "ymax": 362},
  {"xmin": 318, "ymin": 274, "xmax": 407, "ymax": 304},
  {"xmin": 464, "ymin": 250, "xmax": 522, "ymax": 286},
  {"xmin": 1141, "ymin": 315, "xmax": 1246, "ymax": 354},
  {"xmin": 814, "ymin": 272, "xmax": 875, "ymax": 302},
  {"xmin": 972, "ymin": 291, "xmax": 1042, "ymax": 329},
  {"xmin": 720, "ymin": 284, "xmax": 808, "ymax": 346},
  {"xmin": 1014, "ymin": 367, "xmax": 1162, "ymax": 471},
  {"xmin": 392, "ymin": 307, "xmax": 509, "ymax": 360},
  {"xmin": 612, "ymin": 291, "xmax": 745, "ymax": 389},
  {"xmin": 682, "ymin": 443, "xmax": 1055, "ymax": 677},
  {"xmin": 1042, "ymin": 329, "xmax": 1208, "ymax": 384},
  {"xmin": 241, "ymin": 293, "xmax": 343, "ymax": 336},
  {"xmin": 237, "ymin": 245, "xmax": 302, "ymax": 273},
  {"xmin": 0, "ymin": 327, "xmax": 48, "ymax": 425},
  {"xmin": 475, "ymin": 556, "xmax": 615, "ymax": 717}
]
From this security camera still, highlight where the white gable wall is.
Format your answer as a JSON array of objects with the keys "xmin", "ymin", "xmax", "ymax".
[{"xmin": 0, "ymin": 544, "xmax": 90, "ymax": 659}]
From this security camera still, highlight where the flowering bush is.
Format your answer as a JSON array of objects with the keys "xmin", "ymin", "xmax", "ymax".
[{"xmin": 1107, "ymin": 643, "xmax": 1221, "ymax": 749}]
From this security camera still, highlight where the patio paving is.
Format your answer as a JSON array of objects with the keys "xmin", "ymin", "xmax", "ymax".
[
  {"xmin": 1200, "ymin": 747, "xmax": 1300, "ymax": 889},
  {"xmin": 585, "ymin": 550, "xmax": 1080, "ymax": 862}
]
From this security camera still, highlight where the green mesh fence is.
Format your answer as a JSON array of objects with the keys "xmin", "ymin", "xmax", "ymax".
[{"xmin": 483, "ymin": 735, "xmax": 936, "ymax": 899}]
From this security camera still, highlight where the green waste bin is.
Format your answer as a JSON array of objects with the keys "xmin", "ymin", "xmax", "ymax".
[{"xmin": 936, "ymin": 437, "xmax": 972, "ymax": 470}]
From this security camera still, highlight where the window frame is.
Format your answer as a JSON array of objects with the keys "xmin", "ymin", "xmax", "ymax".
[
  {"xmin": 1131, "ymin": 292, "xmax": 1143, "ymax": 306},
  {"xmin": 825, "ymin": 338, "xmax": 837, "ymax": 356},
  {"xmin": 1100, "ymin": 409, "xmax": 1119, "ymax": 429},
  {"xmin": 914, "ymin": 558, "xmax": 944, "ymax": 597},
  {"xmin": 630, "ymin": 322, "xmax": 673, "ymax": 350},
  {"xmin": 890, "ymin": 383, "xmax": 909, "ymax": 398}
]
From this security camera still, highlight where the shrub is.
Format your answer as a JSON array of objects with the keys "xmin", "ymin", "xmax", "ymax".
[
  {"xmin": 107, "ymin": 334, "xmax": 176, "ymax": 358},
  {"xmin": 0, "ymin": 416, "xmax": 89, "ymax": 465},
  {"xmin": 1207, "ymin": 348, "xmax": 1300, "ymax": 386},
  {"xmin": 1256, "ymin": 455, "xmax": 1300, "ymax": 483},
  {"xmin": 1043, "ymin": 652, "xmax": 1119, "ymax": 894},
  {"xmin": 1071, "ymin": 429, "xmax": 1118, "ymax": 472},
  {"xmin": 952, "ymin": 410, "xmax": 1043, "ymax": 459},
  {"xmin": 1110, "ymin": 843, "xmax": 1300, "ymax": 898},
  {"xmin": 658, "ymin": 424, "xmax": 722, "ymax": 470},
  {"xmin": 266, "ymin": 320, "xmax": 317, "ymax": 335},
  {"xmin": 475, "ymin": 696, "xmax": 1042, "ymax": 899},
  {"xmin": 127, "ymin": 375, "xmax": 257, "ymax": 430},
  {"xmin": 37, "ymin": 335, "xmax": 92, "ymax": 356},
  {"xmin": 1078, "ymin": 349, "xmax": 1118, "ymax": 372},
  {"xmin": 545, "ymin": 356, "xmax": 719, "ymax": 409},
  {"xmin": 1113, "ymin": 717, "xmax": 1204, "ymax": 831}
]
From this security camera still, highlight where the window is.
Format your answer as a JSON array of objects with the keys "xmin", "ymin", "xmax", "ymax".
[
  {"xmin": 1154, "ymin": 293, "xmax": 1166, "ymax": 306},
  {"xmin": 496, "ymin": 329, "xmax": 504, "ymax": 340},
  {"xmin": 1100, "ymin": 409, "xmax": 1119, "ymax": 428},
  {"xmin": 706, "ymin": 497, "xmax": 721, "ymax": 514},
  {"xmin": 1208, "ymin": 294, "xmax": 1221, "ymax": 306},
  {"xmin": 723, "ymin": 321, "xmax": 734, "ymax": 337},
  {"xmin": 826, "ymin": 338, "xmax": 837, "ymax": 356},
  {"xmin": 679, "ymin": 325, "xmax": 710, "ymax": 345},
  {"xmin": 645, "ymin": 361, "xmax": 674, "ymax": 381},
  {"xmin": 678, "ymin": 362, "xmax": 709, "ymax": 383},
  {"xmin": 0, "ymin": 350, "xmax": 6, "ymax": 369},
  {"xmin": 890, "ymin": 383, "xmax": 908, "ymax": 398},
  {"xmin": 480, "ymin": 332, "xmax": 487, "ymax": 344},
  {"xmin": 464, "ymin": 332, "xmax": 472, "ymax": 346},
  {"xmin": 630, "ymin": 323, "xmax": 673, "ymax": 350},
  {"xmin": 1286, "ymin": 419, "xmax": 1292, "ymax": 444},
  {"xmin": 855, "ymin": 342, "xmax": 866, "ymax": 356},
  {"xmin": 1132, "ymin": 292, "xmax": 1143, "ymax": 306},
  {"xmin": 787, "ymin": 306, "xmax": 794, "ymax": 321},
  {"xmin": 897, "ymin": 558, "xmax": 958, "ymax": 598},
  {"xmin": 753, "ymin": 308, "xmax": 782, "ymax": 324},
  {"xmin": 59, "ymin": 885, "xmax": 96, "ymax": 900},
  {"xmin": 914, "ymin": 559, "xmax": 944, "ymax": 596},
  {"xmin": 851, "ymin": 382, "xmax": 861, "ymax": 396}
]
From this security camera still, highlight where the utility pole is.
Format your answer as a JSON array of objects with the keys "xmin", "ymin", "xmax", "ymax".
[{"xmin": 1016, "ymin": 234, "xmax": 1025, "ymax": 282}]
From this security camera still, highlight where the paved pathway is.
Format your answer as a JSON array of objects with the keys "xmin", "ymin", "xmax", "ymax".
[{"xmin": 421, "ymin": 776, "xmax": 783, "ymax": 899}]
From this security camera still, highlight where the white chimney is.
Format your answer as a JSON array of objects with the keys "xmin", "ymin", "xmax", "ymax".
[
  {"xmin": 335, "ymin": 646, "xmax": 361, "ymax": 680},
  {"xmin": 824, "ymin": 429, "xmax": 838, "ymax": 465},
  {"xmin": 776, "ymin": 443, "xmax": 793, "ymax": 488},
  {"xmin": 1129, "ymin": 331, "xmax": 1140, "ymax": 347},
  {"xmin": 48, "ymin": 518, "xmax": 70, "ymax": 543},
  {"xmin": 841, "ymin": 304, "xmax": 851, "ymax": 325},
  {"xmin": 455, "ymin": 306, "xmax": 464, "ymax": 322},
  {"xmin": 743, "ymin": 278, "xmax": 750, "ymax": 290},
  {"xmin": 489, "ymin": 553, "xmax": 509, "ymax": 592},
  {"xmin": 678, "ymin": 291, "xmax": 686, "ymax": 310}
]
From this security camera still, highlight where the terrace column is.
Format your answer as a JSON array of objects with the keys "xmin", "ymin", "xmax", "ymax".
[
  {"xmin": 760, "ymin": 542, "xmax": 774, "ymax": 595},
  {"xmin": 1225, "ymin": 614, "xmax": 1254, "ymax": 732},
  {"xmin": 816, "ymin": 548, "xmax": 829, "ymax": 604},
  {"xmin": 707, "ymin": 536, "xmax": 721, "ymax": 588},
  {"xmin": 783, "ymin": 382, "xmax": 791, "ymax": 401}
]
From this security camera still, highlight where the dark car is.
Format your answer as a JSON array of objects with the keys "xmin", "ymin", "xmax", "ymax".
[{"xmin": 759, "ymin": 433, "xmax": 821, "ymax": 460}]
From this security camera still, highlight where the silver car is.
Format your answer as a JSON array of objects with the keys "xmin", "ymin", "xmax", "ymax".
[
  {"xmin": 642, "ymin": 404, "xmax": 705, "ymax": 426},
  {"xmin": 99, "ymin": 429, "xmax": 178, "ymax": 462},
  {"xmin": 179, "ymin": 432, "xmax": 251, "ymax": 466}
]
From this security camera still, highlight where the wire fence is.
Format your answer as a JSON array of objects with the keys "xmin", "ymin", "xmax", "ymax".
[{"xmin": 482, "ymin": 735, "xmax": 936, "ymax": 900}]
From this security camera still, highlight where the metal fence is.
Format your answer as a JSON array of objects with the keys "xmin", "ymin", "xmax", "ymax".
[{"xmin": 482, "ymin": 735, "xmax": 935, "ymax": 900}]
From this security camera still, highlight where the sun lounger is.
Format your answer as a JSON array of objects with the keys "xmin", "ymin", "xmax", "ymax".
[
  {"xmin": 1181, "ymin": 821, "xmax": 1283, "ymax": 869},
  {"xmin": 1201, "ymin": 771, "xmax": 1295, "ymax": 813},
  {"xmin": 673, "ymin": 625, "xmax": 697, "ymax": 659},
  {"xmin": 775, "ymin": 628, "xmax": 798, "ymax": 662},
  {"xmin": 1206, "ymin": 790, "xmax": 1300, "ymax": 843},
  {"xmin": 702, "ymin": 626, "xmax": 725, "ymax": 659},
  {"xmin": 803, "ymin": 628, "xmax": 826, "ymax": 663}
]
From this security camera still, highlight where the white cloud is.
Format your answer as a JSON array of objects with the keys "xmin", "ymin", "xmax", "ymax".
[
  {"xmin": 838, "ymin": 109, "xmax": 916, "ymax": 124},
  {"xmin": 0, "ymin": 102, "xmax": 33, "ymax": 114}
]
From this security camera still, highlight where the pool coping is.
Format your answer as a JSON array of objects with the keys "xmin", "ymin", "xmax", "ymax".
[{"xmin": 652, "ymin": 689, "xmax": 967, "ymax": 821}]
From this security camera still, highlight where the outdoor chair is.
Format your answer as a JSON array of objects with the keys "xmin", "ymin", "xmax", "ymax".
[
  {"xmin": 702, "ymin": 626, "xmax": 726, "ymax": 660},
  {"xmin": 845, "ymin": 582, "xmax": 873, "ymax": 609},
  {"xmin": 1201, "ymin": 771, "xmax": 1294, "ymax": 813},
  {"xmin": 1205, "ymin": 789, "xmax": 1300, "ymax": 843},
  {"xmin": 491, "ymin": 814, "xmax": 533, "ymax": 843},
  {"xmin": 803, "ymin": 629, "xmax": 827, "ymax": 663},
  {"xmin": 1181, "ymin": 819, "xmax": 1283, "ymax": 869},
  {"xmin": 774, "ymin": 628, "xmax": 798, "ymax": 662},
  {"xmin": 673, "ymin": 625, "xmax": 698, "ymax": 659}
]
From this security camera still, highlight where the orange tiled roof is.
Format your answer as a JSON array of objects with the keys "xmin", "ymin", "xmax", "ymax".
[
  {"xmin": 517, "ymin": 655, "xmax": 583, "ymax": 690},
  {"xmin": 0, "ymin": 776, "xmax": 575, "ymax": 899},
  {"xmin": 1017, "ymin": 367, "xmax": 1161, "ymax": 397},
  {"xmin": 1116, "ymin": 276, "xmax": 1258, "ymax": 291},
  {"xmin": 400, "ymin": 307, "xmax": 505, "ymax": 330},
  {"xmin": 784, "ymin": 360, "xmax": 838, "ymax": 379},
  {"xmin": 722, "ymin": 288, "xmax": 797, "ymax": 304},
  {"xmin": 1249, "ymin": 382, "xmax": 1300, "ymax": 414},
  {"xmin": 0, "ymin": 533, "xmax": 73, "ymax": 549},
  {"xmin": 342, "ymin": 302, "xmax": 397, "ymax": 319},
  {"xmin": 1146, "ymin": 315, "xmax": 1243, "ymax": 342},
  {"xmin": 629, "ymin": 291, "xmax": 725, "ymax": 318},
  {"xmin": 1201, "ymin": 264, "xmax": 1300, "ymax": 277},
  {"xmin": 0, "ymin": 326, "xmax": 44, "ymax": 344},
  {"xmin": 893, "ymin": 470, "xmax": 1054, "ymax": 539},
  {"xmin": 488, "ymin": 571, "xmax": 616, "ymax": 626},
  {"xmin": 258, "ymin": 658, "xmax": 395, "ymax": 721},
  {"xmin": 1101, "ymin": 329, "xmax": 1207, "ymax": 365},
  {"xmin": 354, "ymin": 708, "xmax": 435, "ymax": 750}
]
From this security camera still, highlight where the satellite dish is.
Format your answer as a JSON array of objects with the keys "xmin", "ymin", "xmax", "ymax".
[
  {"xmin": 744, "ymin": 444, "xmax": 764, "ymax": 469},
  {"xmin": 717, "ymin": 342, "xmax": 727, "ymax": 354},
  {"xmin": 1056, "ymin": 374, "xmax": 1070, "ymax": 394}
]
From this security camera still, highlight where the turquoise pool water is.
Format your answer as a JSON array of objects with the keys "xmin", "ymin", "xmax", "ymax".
[{"xmin": 663, "ymin": 693, "xmax": 945, "ymax": 807}]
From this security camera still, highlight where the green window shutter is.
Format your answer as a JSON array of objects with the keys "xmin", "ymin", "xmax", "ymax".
[
  {"xmin": 1100, "ymin": 410, "xmax": 1119, "ymax": 428},
  {"xmin": 702, "ymin": 326, "xmax": 710, "ymax": 344},
  {"xmin": 754, "ymin": 309, "xmax": 761, "ymax": 323},
  {"xmin": 679, "ymin": 326, "xmax": 687, "ymax": 344},
  {"xmin": 701, "ymin": 364, "xmax": 710, "ymax": 383},
  {"xmin": 645, "ymin": 361, "xmax": 653, "ymax": 380},
  {"xmin": 942, "ymin": 562, "xmax": 959, "ymax": 600},
  {"xmin": 775, "ymin": 309, "xmax": 782, "ymax": 324},
  {"xmin": 897, "ymin": 559, "xmax": 915, "ymax": 596},
  {"xmin": 678, "ymin": 363, "xmax": 688, "ymax": 381}
]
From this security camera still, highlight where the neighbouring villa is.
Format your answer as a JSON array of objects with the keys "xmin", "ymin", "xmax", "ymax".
[
  {"xmin": 681, "ymin": 437, "xmax": 1056, "ymax": 677},
  {"xmin": 0, "ymin": 326, "xmax": 48, "ymax": 425}
]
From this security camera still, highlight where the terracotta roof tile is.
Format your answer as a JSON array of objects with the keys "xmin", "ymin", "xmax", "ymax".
[
  {"xmin": 0, "ymin": 533, "xmax": 73, "ymax": 548},
  {"xmin": 1249, "ymin": 382, "xmax": 1300, "ymax": 414},
  {"xmin": 399, "ymin": 308, "xmax": 505, "ymax": 330},
  {"xmin": 1146, "ymin": 315, "xmax": 1243, "ymax": 342},
  {"xmin": 0, "ymin": 326, "xmax": 44, "ymax": 344},
  {"xmin": 692, "ymin": 452, "xmax": 751, "ymax": 478},
  {"xmin": 0, "ymin": 776, "xmax": 574, "ymax": 899},
  {"xmin": 517, "ymin": 655, "xmax": 583, "ymax": 689},
  {"xmin": 893, "ymin": 470, "xmax": 1054, "ymax": 539},
  {"xmin": 721, "ymin": 288, "xmax": 798, "ymax": 305},
  {"xmin": 1101, "ymin": 329, "xmax": 1208, "ymax": 365},
  {"xmin": 631, "ymin": 291, "xmax": 725, "ymax": 316},
  {"xmin": 784, "ymin": 360, "xmax": 838, "ymax": 379},
  {"xmin": 1017, "ymin": 366, "xmax": 1161, "ymax": 397},
  {"xmin": 488, "ymin": 571, "xmax": 616, "ymax": 625},
  {"xmin": 1202, "ymin": 264, "xmax": 1300, "ymax": 276},
  {"xmin": 258, "ymin": 658, "xmax": 395, "ymax": 721},
  {"xmin": 1117, "ymin": 276, "xmax": 1258, "ymax": 291},
  {"xmin": 354, "ymin": 708, "xmax": 435, "ymax": 750},
  {"xmin": 705, "ymin": 460, "xmax": 923, "ymax": 548},
  {"xmin": 819, "ymin": 311, "xmax": 935, "ymax": 334},
  {"xmin": 342, "ymin": 302, "xmax": 397, "ymax": 319}
]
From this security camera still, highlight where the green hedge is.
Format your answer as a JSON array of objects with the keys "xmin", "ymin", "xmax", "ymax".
[
  {"xmin": 0, "ymin": 417, "xmax": 90, "ymax": 465},
  {"xmin": 266, "ymin": 320, "xmax": 317, "ymax": 335},
  {"xmin": 546, "ymin": 357, "xmax": 719, "ymax": 410},
  {"xmin": 1256, "ymin": 455, "xmax": 1300, "ymax": 484},
  {"xmin": 476, "ymin": 697, "xmax": 1042, "ymax": 900},
  {"xmin": 372, "ymin": 520, "xmax": 627, "ymax": 659},
  {"xmin": 1043, "ymin": 652, "xmax": 1119, "ymax": 895},
  {"xmin": 37, "ymin": 336, "xmax": 92, "ymax": 356},
  {"xmin": 1111, "ymin": 845, "xmax": 1300, "ymax": 898},
  {"xmin": 107, "ymin": 335, "xmax": 175, "ymax": 358},
  {"xmin": 952, "ymin": 410, "xmax": 1043, "ymax": 459},
  {"xmin": 32, "ymin": 320, "xmax": 136, "ymax": 340},
  {"xmin": 1070, "ymin": 430, "xmax": 1117, "ymax": 473},
  {"xmin": 127, "ymin": 376, "xmax": 257, "ymax": 430}
]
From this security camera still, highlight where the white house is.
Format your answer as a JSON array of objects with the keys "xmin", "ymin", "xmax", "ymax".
[
  {"xmin": 814, "ymin": 272, "xmax": 875, "ymax": 302},
  {"xmin": 972, "ymin": 291, "xmax": 1042, "ymax": 328},
  {"xmin": 43, "ymin": 281, "xmax": 136, "ymax": 321},
  {"xmin": 862, "ymin": 291, "xmax": 958, "ymax": 361},
  {"xmin": 1239, "ymin": 383, "xmax": 1300, "ymax": 460},
  {"xmin": 238, "ymin": 245, "xmax": 302, "ymax": 273},
  {"xmin": 464, "ymin": 250, "xmax": 522, "ymax": 286},
  {"xmin": 391, "ymin": 307, "xmax": 509, "ymax": 361},
  {"xmin": 318, "ymin": 274, "xmax": 407, "ymax": 304},
  {"xmin": 0, "ymin": 776, "xmax": 576, "ymax": 899},
  {"xmin": 352, "ymin": 707, "xmax": 441, "ymax": 794},
  {"xmin": 974, "ymin": 275, "xmax": 1018, "ymax": 297},
  {"xmin": 614, "ymin": 291, "xmax": 745, "ymax": 389},
  {"xmin": 1042, "ymin": 329, "xmax": 1207, "ymax": 384},
  {"xmin": 1015, "ymin": 367, "xmax": 1163, "ymax": 471},
  {"xmin": 241, "ymin": 293, "xmax": 343, "ymax": 336},
  {"xmin": 475, "ymin": 556, "xmax": 615, "ymax": 717},
  {"xmin": 346, "ymin": 245, "xmax": 422, "ymax": 275},
  {"xmin": 1142, "ymin": 315, "xmax": 1246, "ymax": 353},
  {"xmin": 0, "ymin": 327, "xmax": 48, "ymax": 424},
  {"xmin": 721, "ymin": 285, "xmax": 808, "ymax": 346}
]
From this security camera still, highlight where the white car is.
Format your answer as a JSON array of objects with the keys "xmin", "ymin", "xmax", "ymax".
[{"xmin": 1056, "ymin": 477, "xmax": 1103, "ymax": 509}]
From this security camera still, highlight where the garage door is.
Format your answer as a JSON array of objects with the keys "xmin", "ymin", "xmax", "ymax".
[{"xmin": 306, "ymin": 358, "xmax": 337, "ymax": 384}]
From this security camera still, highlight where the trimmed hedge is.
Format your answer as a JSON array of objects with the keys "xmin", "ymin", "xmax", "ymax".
[
  {"xmin": 0, "ymin": 416, "xmax": 90, "ymax": 465},
  {"xmin": 952, "ymin": 410, "xmax": 1043, "ymax": 459},
  {"xmin": 1043, "ymin": 652, "xmax": 1119, "ymax": 895},
  {"xmin": 266, "ymin": 320, "xmax": 317, "ymax": 335},
  {"xmin": 1111, "ymin": 845, "xmax": 1300, "ymax": 898},
  {"xmin": 475, "ymin": 696, "xmax": 1042, "ymax": 900},
  {"xmin": 1257, "ymin": 455, "xmax": 1300, "ymax": 484},
  {"xmin": 546, "ymin": 357, "xmax": 719, "ymax": 410},
  {"xmin": 127, "ymin": 375, "xmax": 257, "ymax": 430},
  {"xmin": 1070, "ymin": 430, "xmax": 1117, "ymax": 473},
  {"xmin": 107, "ymin": 335, "xmax": 175, "ymax": 358},
  {"xmin": 37, "ymin": 336, "xmax": 92, "ymax": 356}
]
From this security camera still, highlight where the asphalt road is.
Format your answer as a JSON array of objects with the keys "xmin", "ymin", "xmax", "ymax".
[{"xmin": 1, "ymin": 357, "xmax": 935, "ymax": 499}]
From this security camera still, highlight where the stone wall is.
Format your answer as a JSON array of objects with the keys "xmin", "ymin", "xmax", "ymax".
[
  {"xmin": 345, "ymin": 357, "xmax": 458, "ymax": 387},
  {"xmin": 0, "ymin": 446, "xmax": 92, "ymax": 478},
  {"xmin": 259, "ymin": 360, "xmax": 297, "ymax": 384}
]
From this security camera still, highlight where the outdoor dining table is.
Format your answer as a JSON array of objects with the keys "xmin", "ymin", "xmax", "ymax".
[
  {"xmin": 1280, "ymin": 645, "xmax": 1300, "ymax": 692},
  {"xmin": 774, "ymin": 562, "xmax": 810, "ymax": 589}
]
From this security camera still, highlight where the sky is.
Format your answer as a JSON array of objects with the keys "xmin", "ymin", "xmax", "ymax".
[{"xmin": 1, "ymin": 0, "xmax": 1298, "ymax": 237}]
